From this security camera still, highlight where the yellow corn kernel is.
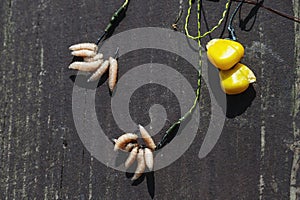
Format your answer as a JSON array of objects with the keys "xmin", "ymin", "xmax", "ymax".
[
  {"xmin": 219, "ymin": 63, "xmax": 256, "ymax": 95},
  {"xmin": 206, "ymin": 39, "xmax": 245, "ymax": 70}
]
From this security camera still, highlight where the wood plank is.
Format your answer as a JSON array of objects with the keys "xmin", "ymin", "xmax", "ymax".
[{"xmin": 0, "ymin": 0, "xmax": 298, "ymax": 199}]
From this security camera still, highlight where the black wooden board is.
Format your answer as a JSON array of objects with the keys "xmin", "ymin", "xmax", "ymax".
[{"xmin": 0, "ymin": 0, "xmax": 300, "ymax": 199}]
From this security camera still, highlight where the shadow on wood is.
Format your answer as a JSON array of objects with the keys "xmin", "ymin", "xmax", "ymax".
[
  {"xmin": 239, "ymin": 0, "xmax": 263, "ymax": 32},
  {"xmin": 127, "ymin": 172, "xmax": 155, "ymax": 199},
  {"xmin": 69, "ymin": 73, "xmax": 109, "ymax": 89},
  {"xmin": 226, "ymin": 84, "xmax": 256, "ymax": 118}
]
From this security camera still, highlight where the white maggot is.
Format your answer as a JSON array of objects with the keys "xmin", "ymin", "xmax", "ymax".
[
  {"xmin": 71, "ymin": 49, "xmax": 97, "ymax": 57},
  {"xmin": 68, "ymin": 59, "xmax": 103, "ymax": 72},
  {"xmin": 144, "ymin": 148, "xmax": 154, "ymax": 171},
  {"xmin": 69, "ymin": 43, "xmax": 98, "ymax": 52},
  {"xmin": 87, "ymin": 60, "xmax": 109, "ymax": 82},
  {"xmin": 139, "ymin": 125, "xmax": 156, "ymax": 151},
  {"xmin": 108, "ymin": 57, "xmax": 118, "ymax": 92},
  {"xmin": 131, "ymin": 149, "xmax": 146, "ymax": 181},
  {"xmin": 114, "ymin": 133, "xmax": 138, "ymax": 151},
  {"xmin": 112, "ymin": 139, "xmax": 138, "ymax": 152},
  {"xmin": 123, "ymin": 143, "xmax": 138, "ymax": 152},
  {"xmin": 125, "ymin": 147, "xmax": 138, "ymax": 169},
  {"xmin": 84, "ymin": 53, "xmax": 104, "ymax": 62}
]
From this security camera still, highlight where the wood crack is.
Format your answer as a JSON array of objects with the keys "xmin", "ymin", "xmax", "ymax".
[{"xmin": 290, "ymin": 1, "xmax": 300, "ymax": 200}]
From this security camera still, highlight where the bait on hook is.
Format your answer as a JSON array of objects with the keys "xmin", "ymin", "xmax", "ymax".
[
  {"xmin": 206, "ymin": 1, "xmax": 257, "ymax": 95},
  {"xmin": 131, "ymin": 149, "xmax": 146, "ymax": 181},
  {"xmin": 69, "ymin": 43, "xmax": 98, "ymax": 52},
  {"xmin": 87, "ymin": 60, "xmax": 110, "ymax": 82},
  {"xmin": 68, "ymin": 59, "xmax": 103, "ymax": 72},
  {"xmin": 125, "ymin": 146, "xmax": 138, "ymax": 169},
  {"xmin": 84, "ymin": 53, "xmax": 104, "ymax": 62},
  {"xmin": 113, "ymin": 133, "xmax": 138, "ymax": 151},
  {"xmin": 113, "ymin": 125, "xmax": 156, "ymax": 180},
  {"xmin": 139, "ymin": 125, "xmax": 156, "ymax": 151},
  {"xmin": 71, "ymin": 49, "xmax": 97, "ymax": 57},
  {"xmin": 67, "ymin": 0, "xmax": 300, "ymax": 183},
  {"xmin": 108, "ymin": 57, "xmax": 118, "ymax": 92},
  {"xmin": 144, "ymin": 148, "xmax": 154, "ymax": 171}
]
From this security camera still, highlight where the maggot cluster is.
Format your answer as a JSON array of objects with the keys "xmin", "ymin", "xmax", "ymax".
[
  {"xmin": 68, "ymin": 42, "xmax": 118, "ymax": 92},
  {"xmin": 68, "ymin": 43, "xmax": 156, "ymax": 181},
  {"xmin": 113, "ymin": 125, "xmax": 156, "ymax": 181}
]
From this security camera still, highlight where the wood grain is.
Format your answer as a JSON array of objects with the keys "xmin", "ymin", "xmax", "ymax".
[{"xmin": 0, "ymin": 0, "xmax": 298, "ymax": 199}]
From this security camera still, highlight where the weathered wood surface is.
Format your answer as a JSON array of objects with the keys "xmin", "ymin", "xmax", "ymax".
[{"xmin": 0, "ymin": 0, "xmax": 299, "ymax": 199}]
